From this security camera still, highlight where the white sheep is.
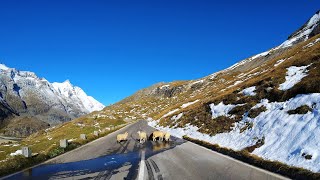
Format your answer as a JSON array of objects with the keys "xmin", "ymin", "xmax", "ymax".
[
  {"xmin": 137, "ymin": 131, "xmax": 147, "ymax": 143},
  {"xmin": 152, "ymin": 131, "xmax": 165, "ymax": 141},
  {"xmin": 117, "ymin": 132, "xmax": 128, "ymax": 143},
  {"xmin": 163, "ymin": 132, "xmax": 170, "ymax": 142}
]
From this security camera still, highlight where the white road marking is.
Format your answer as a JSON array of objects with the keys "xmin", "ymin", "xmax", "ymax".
[
  {"xmin": 137, "ymin": 150, "xmax": 146, "ymax": 180},
  {"xmin": 189, "ymin": 142, "xmax": 289, "ymax": 180}
]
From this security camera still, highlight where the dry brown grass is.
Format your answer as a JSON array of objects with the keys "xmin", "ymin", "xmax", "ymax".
[
  {"xmin": 248, "ymin": 106, "xmax": 267, "ymax": 118},
  {"xmin": 288, "ymin": 105, "xmax": 312, "ymax": 115},
  {"xmin": 151, "ymin": 36, "xmax": 320, "ymax": 135},
  {"xmin": 240, "ymin": 122, "xmax": 253, "ymax": 133},
  {"xmin": 243, "ymin": 136, "xmax": 264, "ymax": 152}
]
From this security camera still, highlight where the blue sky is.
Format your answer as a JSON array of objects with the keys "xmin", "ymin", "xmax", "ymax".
[{"xmin": 0, "ymin": 0, "xmax": 319, "ymax": 105}]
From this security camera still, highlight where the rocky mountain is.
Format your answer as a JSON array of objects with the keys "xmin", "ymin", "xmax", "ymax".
[
  {"xmin": 85, "ymin": 11, "xmax": 320, "ymax": 172},
  {"xmin": 0, "ymin": 65, "xmax": 104, "ymax": 137}
]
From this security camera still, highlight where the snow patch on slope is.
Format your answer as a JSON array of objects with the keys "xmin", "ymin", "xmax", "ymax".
[
  {"xmin": 209, "ymin": 102, "xmax": 237, "ymax": 119},
  {"xmin": 149, "ymin": 93, "xmax": 320, "ymax": 172},
  {"xmin": 181, "ymin": 100, "xmax": 199, "ymax": 108},
  {"xmin": 162, "ymin": 109, "xmax": 179, "ymax": 118},
  {"xmin": 279, "ymin": 65, "xmax": 310, "ymax": 90},
  {"xmin": 274, "ymin": 59, "xmax": 285, "ymax": 67},
  {"xmin": 171, "ymin": 113, "xmax": 183, "ymax": 121},
  {"xmin": 240, "ymin": 86, "xmax": 256, "ymax": 96},
  {"xmin": 10, "ymin": 150, "xmax": 22, "ymax": 156},
  {"xmin": 0, "ymin": 64, "xmax": 9, "ymax": 71}
]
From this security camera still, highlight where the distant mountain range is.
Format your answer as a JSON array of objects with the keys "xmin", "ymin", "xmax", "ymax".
[{"xmin": 0, "ymin": 64, "xmax": 104, "ymax": 137}]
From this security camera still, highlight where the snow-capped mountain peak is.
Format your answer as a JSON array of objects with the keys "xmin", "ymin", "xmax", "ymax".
[
  {"xmin": 280, "ymin": 10, "xmax": 320, "ymax": 48},
  {"xmin": 205, "ymin": 10, "xmax": 320, "ymax": 77},
  {"xmin": 307, "ymin": 10, "xmax": 320, "ymax": 27},
  {"xmin": 0, "ymin": 64, "xmax": 9, "ymax": 71},
  {"xmin": 52, "ymin": 81, "xmax": 105, "ymax": 112}
]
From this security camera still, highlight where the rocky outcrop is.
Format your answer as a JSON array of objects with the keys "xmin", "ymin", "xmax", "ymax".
[{"xmin": 153, "ymin": 85, "xmax": 185, "ymax": 98}]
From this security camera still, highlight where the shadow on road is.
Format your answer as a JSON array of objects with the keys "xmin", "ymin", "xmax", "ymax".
[{"xmin": 6, "ymin": 135, "xmax": 186, "ymax": 179}]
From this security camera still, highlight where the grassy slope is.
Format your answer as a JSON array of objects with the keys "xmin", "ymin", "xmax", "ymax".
[
  {"xmin": 0, "ymin": 114, "xmax": 126, "ymax": 177},
  {"xmin": 85, "ymin": 34, "xmax": 320, "ymax": 175},
  {"xmin": 95, "ymin": 34, "xmax": 320, "ymax": 136}
]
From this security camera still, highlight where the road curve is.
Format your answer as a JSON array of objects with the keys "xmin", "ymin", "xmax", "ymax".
[{"xmin": 3, "ymin": 120, "xmax": 289, "ymax": 180}]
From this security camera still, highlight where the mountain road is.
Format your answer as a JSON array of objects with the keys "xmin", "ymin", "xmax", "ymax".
[{"xmin": 3, "ymin": 120, "xmax": 289, "ymax": 180}]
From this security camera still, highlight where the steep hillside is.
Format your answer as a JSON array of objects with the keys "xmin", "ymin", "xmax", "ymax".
[
  {"xmin": 0, "ymin": 65, "xmax": 104, "ymax": 137},
  {"xmin": 87, "ymin": 11, "xmax": 320, "ymax": 172}
]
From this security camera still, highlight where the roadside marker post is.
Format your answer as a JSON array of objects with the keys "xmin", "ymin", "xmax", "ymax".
[
  {"xmin": 22, "ymin": 147, "xmax": 32, "ymax": 158},
  {"xmin": 80, "ymin": 134, "xmax": 87, "ymax": 140},
  {"xmin": 60, "ymin": 139, "xmax": 68, "ymax": 148},
  {"xmin": 94, "ymin": 131, "xmax": 99, "ymax": 136}
]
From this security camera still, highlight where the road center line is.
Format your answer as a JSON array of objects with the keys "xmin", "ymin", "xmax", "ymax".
[{"xmin": 138, "ymin": 150, "xmax": 146, "ymax": 180}]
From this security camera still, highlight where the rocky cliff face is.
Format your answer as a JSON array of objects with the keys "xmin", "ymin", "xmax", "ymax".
[{"xmin": 0, "ymin": 65, "xmax": 105, "ymax": 137}]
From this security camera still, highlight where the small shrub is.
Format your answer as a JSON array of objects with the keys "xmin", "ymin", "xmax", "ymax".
[
  {"xmin": 302, "ymin": 153, "xmax": 312, "ymax": 160},
  {"xmin": 229, "ymin": 105, "xmax": 247, "ymax": 116},
  {"xmin": 288, "ymin": 105, "xmax": 312, "ymax": 115},
  {"xmin": 198, "ymin": 116, "xmax": 236, "ymax": 135},
  {"xmin": 240, "ymin": 122, "xmax": 253, "ymax": 133},
  {"xmin": 243, "ymin": 136, "xmax": 265, "ymax": 152},
  {"xmin": 229, "ymin": 104, "xmax": 254, "ymax": 120},
  {"xmin": 248, "ymin": 106, "xmax": 267, "ymax": 118},
  {"xmin": 0, "ymin": 154, "xmax": 48, "ymax": 178},
  {"xmin": 47, "ymin": 147, "xmax": 65, "ymax": 158},
  {"xmin": 65, "ymin": 142, "xmax": 81, "ymax": 151},
  {"xmin": 222, "ymin": 93, "xmax": 238, "ymax": 104}
]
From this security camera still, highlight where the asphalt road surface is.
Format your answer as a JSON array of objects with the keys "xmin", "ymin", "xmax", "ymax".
[{"xmin": 4, "ymin": 121, "xmax": 289, "ymax": 180}]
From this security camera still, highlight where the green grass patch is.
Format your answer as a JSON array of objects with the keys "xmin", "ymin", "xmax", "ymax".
[{"xmin": 0, "ymin": 119, "xmax": 128, "ymax": 178}]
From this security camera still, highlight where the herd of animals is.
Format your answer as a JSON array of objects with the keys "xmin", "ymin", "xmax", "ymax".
[{"xmin": 116, "ymin": 131, "xmax": 171, "ymax": 143}]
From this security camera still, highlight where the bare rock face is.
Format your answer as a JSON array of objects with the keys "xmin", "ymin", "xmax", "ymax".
[
  {"xmin": 153, "ymin": 85, "xmax": 185, "ymax": 98},
  {"xmin": 309, "ymin": 23, "xmax": 320, "ymax": 37},
  {"xmin": 0, "ymin": 65, "xmax": 105, "ymax": 137}
]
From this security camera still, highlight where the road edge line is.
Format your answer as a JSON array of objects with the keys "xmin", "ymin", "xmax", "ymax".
[
  {"xmin": 137, "ymin": 150, "xmax": 146, "ymax": 180},
  {"xmin": 45, "ymin": 121, "xmax": 135, "ymax": 163},
  {"xmin": 0, "ymin": 121, "xmax": 137, "ymax": 180},
  {"xmin": 186, "ymin": 141, "xmax": 290, "ymax": 180}
]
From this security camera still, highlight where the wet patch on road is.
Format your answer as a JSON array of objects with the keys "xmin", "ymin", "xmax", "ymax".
[{"xmin": 6, "ymin": 137, "xmax": 185, "ymax": 179}]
